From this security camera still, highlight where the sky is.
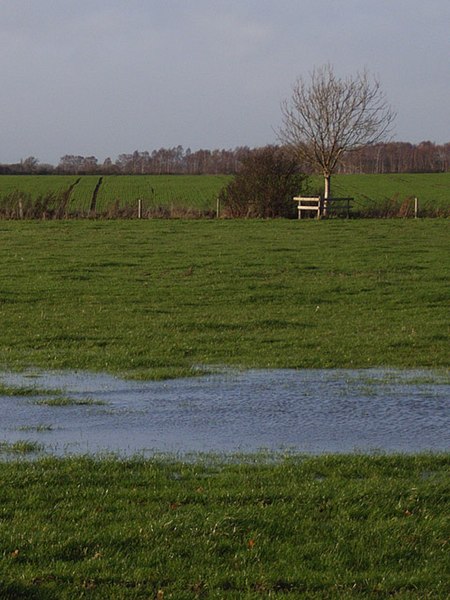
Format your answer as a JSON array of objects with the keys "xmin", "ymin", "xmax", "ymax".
[{"xmin": 1, "ymin": 0, "xmax": 449, "ymax": 165}]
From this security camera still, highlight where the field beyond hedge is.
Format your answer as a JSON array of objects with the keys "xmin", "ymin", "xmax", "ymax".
[
  {"xmin": 0, "ymin": 219, "xmax": 448, "ymax": 378},
  {"xmin": 0, "ymin": 172, "xmax": 448, "ymax": 217},
  {"xmin": 0, "ymin": 174, "xmax": 231, "ymax": 217},
  {"xmin": 309, "ymin": 172, "xmax": 449, "ymax": 215}
]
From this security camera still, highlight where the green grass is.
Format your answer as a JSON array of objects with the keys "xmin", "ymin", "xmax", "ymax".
[
  {"xmin": 34, "ymin": 396, "xmax": 107, "ymax": 407},
  {"xmin": 0, "ymin": 174, "xmax": 232, "ymax": 215},
  {"xmin": 17, "ymin": 424, "xmax": 53, "ymax": 432},
  {"xmin": 0, "ymin": 439, "xmax": 44, "ymax": 455},
  {"xmin": 0, "ymin": 383, "xmax": 58, "ymax": 397},
  {"xmin": 0, "ymin": 454, "xmax": 448, "ymax": 598},
  {"xmin": 309, "ymin": 172, "xmax": 450, "ymax": 213},
  {"xmin": 0, "ymin": 219, "xmax": 448, "ymax": 378},
  {"xmin": 0, "ymin": 220, "xmax": 448, "ymax": 597},
  {"xmin": 67, "ymin": 175, "xmax": 99, "ymax": 213},
  {"xmin": 0, "ymin": 175, "xmax": 78, "ymax": 198},
  {"xmin": 1, "ymin": 173, "xmax": 448, "ymax": 216},
  {"xmin": 96, "ymin": 174, "xmax": 231, "ymax": 212}
]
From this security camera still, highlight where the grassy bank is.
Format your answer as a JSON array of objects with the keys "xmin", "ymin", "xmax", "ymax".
[
  {"xmin": 0, "ymin": 454, "xmax": 448, "ymax": 599},
  {"xmin": 0, "ymin": 219, "xmax": 448, "ymax": 378}
]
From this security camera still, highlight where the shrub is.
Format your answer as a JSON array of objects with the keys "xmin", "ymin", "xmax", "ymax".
[{"xmin": 219, "ymin": 145, "xmax": 308, "ymax": 218}]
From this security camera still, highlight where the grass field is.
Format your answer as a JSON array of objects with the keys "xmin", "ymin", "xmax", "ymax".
[
  {"xmin": 0, "ymin": 219, "xmax": 448, "ymax": 378},
  {"xmin": 0, "ymin": 174, "xmax": 232, "ymax": 217},
  {"xmin": 0, "ymin": 175, "xmax": 78, "ymax": 197},
  {"xmin": 1, "ymin": 219, "xmax": 448, "ymax": 598},
  {"xmin": 95, "ymin": 175, "xmax": 231, "ymax": 212},
  {"xmin": 0, "ymin": 172, "xmax": 448, "ymax": 217},
  {"xmin": 309, "ymin": 172, "xmax": 449, "ymax": 214},
  {"xmin": 0, "ymin": 454, "xmax": 448, "ymax": 598}
]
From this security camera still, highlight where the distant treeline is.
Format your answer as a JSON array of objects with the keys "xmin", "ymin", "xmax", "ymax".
[{"xmin": 1, "ymin": 141, "xmax": 449, "ymax": 175}]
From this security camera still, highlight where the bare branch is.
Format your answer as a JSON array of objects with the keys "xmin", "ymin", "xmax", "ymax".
[{"xmin": 278, "ymin": 64, "xmax": 396, "ymax": 196}]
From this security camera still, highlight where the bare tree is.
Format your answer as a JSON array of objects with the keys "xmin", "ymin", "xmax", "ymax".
[
  {"xmin": 278, "ymin": 64, "xmax": 396, "ymax": 198},
  {"xmin": 21, "ymin": 156, "xmax": 39, "ymax": 173}
]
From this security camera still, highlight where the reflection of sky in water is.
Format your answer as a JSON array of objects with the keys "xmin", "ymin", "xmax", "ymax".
[{"xmin": 0, "ymin": 369, "xmax": 448, "ymax": 457}]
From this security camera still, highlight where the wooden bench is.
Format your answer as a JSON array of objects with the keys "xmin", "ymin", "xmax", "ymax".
[
  {"xmin": 293, "ymin": 196, "xmax": 353, "ymax": 219},
  {"xmin": 323, "ymin": 197, "xmax": 353, "ymax": 218},
  {"xmin": 293, "ymin": 196, "xmax": 322, "ymax": 219}
]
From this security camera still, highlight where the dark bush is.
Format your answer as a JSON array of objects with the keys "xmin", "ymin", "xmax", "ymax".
[
  {"xmin": 219, "ymin": 145, "xmax": 308, "ymax": 218},
  {"xmin": 0, "ymin": 190, "xmax": 73, "ymax": 219}
]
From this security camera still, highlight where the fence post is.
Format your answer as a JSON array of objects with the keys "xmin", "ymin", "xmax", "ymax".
[
  {"xmin": 414, "ymin": 197, "xmax": 418, "ymax": 219},
  {"xmin": 216, "ymin": 197, "xmax": 220, "ymax": 218},
  {"xmin": 138, "ymin": 198, "xmax": 142, "ymax": 219}
]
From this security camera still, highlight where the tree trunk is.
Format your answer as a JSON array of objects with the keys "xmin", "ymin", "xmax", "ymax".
[
  {"xmin": 323, "ymin": 173, "xmax": 331, "ymax": 217},
  {"xmin": 324, "ymin": 174, "xmax": 331, "ymax": 199}
]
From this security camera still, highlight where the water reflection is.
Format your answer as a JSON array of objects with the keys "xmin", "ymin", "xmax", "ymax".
[{"xmin": 0, "ymin": 368, "xmax": 448, "ymax": 456}]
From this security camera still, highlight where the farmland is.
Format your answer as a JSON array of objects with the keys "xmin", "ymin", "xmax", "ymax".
[
  {"xmin": 0, "ymin": 219, "xmax": 448, "ymax": 379},
  {"xmin": 0, "ymin": 172, "xmax": 448, "ymax": 217},
  {"xmin": 1, "ymin": 219, "xmax": 448, "ymax": 598},
  {"xmin": 308, "ymin": 172, "xmax": 450, "ymax": 214},
  {"xmin": 0, "ymin": 174, "xmax": 232, "ymax": 217}
]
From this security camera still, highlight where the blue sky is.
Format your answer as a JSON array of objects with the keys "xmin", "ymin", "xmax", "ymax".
[{"xmin": 1, "ymin": 0, "xmax": 449, "ymax": 164}]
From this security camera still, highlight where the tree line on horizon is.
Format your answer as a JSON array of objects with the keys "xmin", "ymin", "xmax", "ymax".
[{"xmin": 1, "ymin": 140, "xmax": 449, "ymax": 176}]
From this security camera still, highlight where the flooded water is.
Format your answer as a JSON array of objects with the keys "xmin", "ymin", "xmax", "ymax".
[{"xmin": 0, "ymin": 368, "xmax": 448, "ymax": 457}]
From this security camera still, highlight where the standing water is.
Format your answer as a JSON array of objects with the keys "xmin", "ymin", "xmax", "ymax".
[{"xmin": 0, "ymin": 368, "xmax": 448, "ymax": 456}]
